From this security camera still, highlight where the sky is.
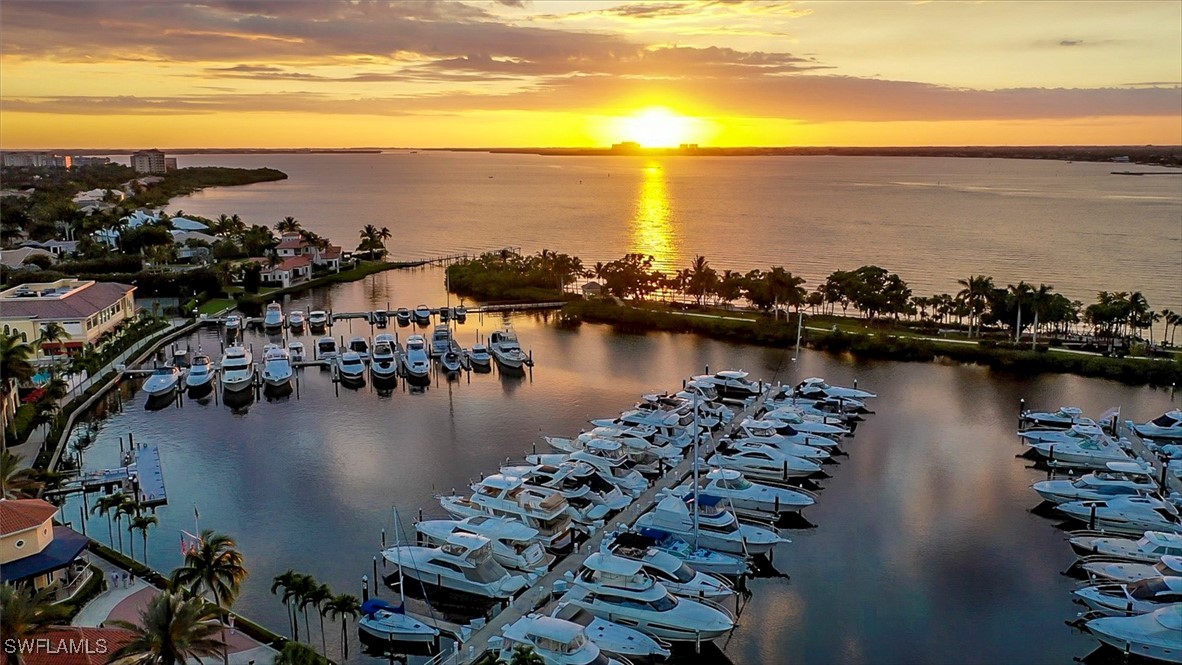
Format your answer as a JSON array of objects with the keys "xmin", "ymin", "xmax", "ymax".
[{"xmin": 1, "ymin": 0, "xmax": 1180, "ymax": 149}]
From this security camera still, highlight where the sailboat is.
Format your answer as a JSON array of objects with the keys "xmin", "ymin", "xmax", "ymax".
[{"xmin": 359, "ymin": 509, "xmax": 440, "ymax": 643}]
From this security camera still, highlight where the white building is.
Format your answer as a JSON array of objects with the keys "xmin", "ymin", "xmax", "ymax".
[{"xmin": 130, "ymin": 149, "xmax": 167, "ymax": 174}]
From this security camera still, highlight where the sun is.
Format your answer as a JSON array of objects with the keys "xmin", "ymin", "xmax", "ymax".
[{"xmin": 616, "ymin": 107, "xmax": 701, "ymax": 147}]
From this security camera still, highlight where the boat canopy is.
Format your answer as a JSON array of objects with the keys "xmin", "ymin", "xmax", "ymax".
[
  {"xmin": 524, "ymin": 616, "xmax": 585, "ymax": 646},
  {"xmin": 1106, "ymin": 461, "xmax": 1154, "ymax": 475},
  {"xmin": 361, "ymin": 598, "xmax": 404, "ymax": 615}
]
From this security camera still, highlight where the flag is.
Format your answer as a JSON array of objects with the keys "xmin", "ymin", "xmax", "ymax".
[{"xmin": 193, "ymin": 504, "xmax": 199, "ymax": 521}]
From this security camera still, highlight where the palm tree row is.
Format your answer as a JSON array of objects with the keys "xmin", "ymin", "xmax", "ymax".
[
  {"xmin": 271, "ymin": 570, "xmax": 361, "ymax": 661},
  {"xmin": 356, "ymin": 223, "xmax": 392, "ymax": 258}
]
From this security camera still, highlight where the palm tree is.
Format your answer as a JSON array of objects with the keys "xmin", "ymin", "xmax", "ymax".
[
  {"xmin": 305, "ymin": 583, "xmax": 332, "ymax": 655},
  {"xmin": 324, "ymin": 593, "xmax": 361, "ymax": 661},
  {"xmin": 117, "ymin": 496, "xmax": 143, "ymax": 560},
  {"xmin": 109, "ymin": 590, "xmax": 225, "ymax": 665},
  {"xmin": 357, "ymin": 224, "xmax": 381, "ymax": 258},
  {"xmin": 271, "ymin": 570, "xmax": 301, "ymax": 640},
  {"xmin": 170, "ymin": 529, "xmax": 249, "ymax": 611},
  {"xmin": 273, "ymin": 641, "xmax": 326, "ymax": 665},
  {"xmin": 91, "ymin": 490, "xmax": 126, "ymax": 547},
  {"xmin": 0, "ymin": 583, "xmax": 70, "ymax": 662},
  {"xmin": 956, "ymin": 275, "xmax": 993, "ymax": 337},
  {"xmin": 506, "ymin": 645, "xmax": 546, "ymax": 665},
  {"xmin": 1, "ymin": 332, "xmax": 36, "ymax": 402},
  {"xmin": 288, "ymin": 573, "xmax": 317, "ymax": 644},
  {"xmin": 130, "ymin": 514, "xmax": 159, "ymax": 566},
  {"xmin": 275, "ymin": 216, "xmax": 302, "ymax": 233},
  {"xmin": 1, "ymin": 450, "xmax": 42, "ymax": 499},
  {"xmin": 378, "ymin": 226, "xmax": 392, "ymax": 255}
]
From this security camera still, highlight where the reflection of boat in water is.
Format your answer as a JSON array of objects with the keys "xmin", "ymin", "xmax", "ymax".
[{"xmin": 222, "ymin": 388, "xmax": 255, "ymax": 411}]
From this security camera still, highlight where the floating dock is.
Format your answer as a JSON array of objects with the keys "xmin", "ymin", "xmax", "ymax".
[{"xmin": 45, "ymin": 442, "xmax": 168, "ymax": 507}]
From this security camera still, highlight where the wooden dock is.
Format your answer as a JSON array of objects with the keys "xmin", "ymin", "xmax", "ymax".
[{"xmin": 46, "ymin": 442, "xmax": 168, "ymax": 507}]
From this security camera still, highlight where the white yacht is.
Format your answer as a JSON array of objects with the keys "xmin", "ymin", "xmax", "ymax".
[
  {"xmin": 440, "ymin": 340, "xmax": 465, "ymax": 373},
  {"xmin": 308, "ymin": 310, "xmax": 329, "ymax": 330},
  {"xmin": 395, "ymin": 308, "xmax": 411, "ymax": 326},
  {"xmin": 142, "ymin": 366, "xmax": 181, "ymax": 398},
  {"xmin": 546, "ymin": 428, "xmax": 680, "ymax": 472},
  {"xmin": 727, "ymin": 432, "xmax": 832, "ymax": 462},
  {"xmin": 1019, "ymin": 422, "xmax": 1105, "ymax": 445},
  {"xmin": 590, "ymin": 412, "xmax": 698, "ymax": 450},
  {"xmin": 357, "ymin": 598, "xmax": 439, "ymax": 643},
  {"xmin": 430, "ymin": 324, "xmax": 451, "ymax": 357},
  {"xmin": 1031, "ymin": 462, "xmax": 1158, "ymax": 504},
  {"xmin": 1072, "ymin": 576, "xmax": 1182, "ymax": 616},
  {"xmin": 439, "ymin": 474, "xmax": 574, "ymax": 552},
  {"xmin": 548, "ymin": 601, "xmax": 671, "ymax": 661},
  {"xmin": 315, "ymin": 336, "xmax": 338, "ymax": 362},
  {"xmin": 382, "ymin": 532, "xmax": 529, "ymax": 600},
  {"xmin": 403, "ymin": 335, "xmax": 431, "ymax": 378},
  {"xmin": 417, "ymin": 516, "xmax": 555, "ymax": 575},
  {"xmin": 287, "ymin": 310, "xmax": 305, "ymax": 330},
  {"xmin": 503, "ymin": 462, "xmax": 629, "ymax": 514},
  {"xmin": 606, "ymin": 529, "xmax": 750, "ymax": 577},
  {"xmin": 681, "ymin": 468, "xmax": 817, "ymax": 516},
  {"xmin": 1084, "ymin": 604, "xmax": 1182, "ymax": 663},
  {"xmin": 760, "ymin": 408, "xmax": 850, "ymax": 437},
  {"xmin": 1020, "ymin": 406, "xmax": 1087, "ymax": 429},
  {"xmin": 370, "ymin": 334, "xmax": 399, "ymax": 381},
  {"xmin": 224, "ymin": 314, "xmax": 241, "ymax": 331},
  {"xmin": 263, "ymin": 302, "xmax": 283, "ymax": 329},
  {"xmin": 286, "ymin": 340, "xmax": 306, "ymax": 363},
  {"xmin": 795, "ymin": 376, "xmax": 876, "ymax": 400},
  {"xmin": 1022, "ymin": 428, "xmax": 1132, "ymax": 469},
  {"xmin": 489, "ymin": 328, "xmax": 529, "ymax": 369},
  {"xmin": 560, "ymin": 552, "xmax": 735, "ymax": 643},
  {"xmin": 336, "ymin": 351, "xmax": 366, "ymax": 383},
  {"xmin": 219, "ymin": 347, "xmax": 254, "ymax": 392},
  {"xmin": 633, "ymin": 494, "xmax": 785, "ymax": 556},
  {"xmin": 604, "ymin": 538, "xmax": 734, "ymax": 601},
  {"xmin": 1082, "ymin": 556, "xmax": 1182, "ymax": 584},
  {"xmin": 1135, "ymin": 410, "xmax": 1182, "ymax": 441},
  {"xmin": 735, "ymin": 418, "xmax": 842, "ymax": 451},
  {"xmin": 1057, "ymin": 496, "xmax": 1182, "ymax": 536},
  {"xmin": 691, "ymin": 370, "xmax": 761, "ymax": 400},
  {"xmin": 261, "ymin": 345, "xmax": 293, "ymax": 389},
  {"xmin": 765, "ymin": 393, "xmax": 863, "ymax": 423},
  {"xmin": 185, "ymin": 353, "xmax": 215, "ymax": 390},
  {"xmin": 1070, "ymin": 531, "xmax": 1182, "ymax": 563},
  {"xmin": 707, "ymin": 440, "xmax": 825, "ymax": 481},
  {"xmin": 468, "ymin": 343, "xmax": 492, "ymax": 369},
  {"xmin": 529, "ymin": 440, "xmax": 649, "ymax": 497},
  {"xmin": 413, "ymin": 304, "xmax": 431, "ymax": 324},
  {"xmin": 499, "ymin": 615, "xmax": 631, "ymax": 665},
  {"xmin": 347, "ymin": 336, "xmax": 370, "ymax": 359},
  {"xmin": 679, "ymin": 378, "xmax": 721, "ymax": 404}
]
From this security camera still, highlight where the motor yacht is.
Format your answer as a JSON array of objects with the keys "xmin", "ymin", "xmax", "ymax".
[
  {"xmin": 224, "ymin": 314, "xmax": 241, "ymax": 331},
  {"xmin": 764, "ymin": 393, "xmax": 864, "ymax": 423},
  {"xmin": 315, "ymin": 336, "xmax": 338, "ymax": 362},
  {"xmin": 795, "ymin": 377, "xmax": 876, "ymax": 401},
  {"xmin": 143, "ymin": 366, "xmax": 181, "ymax": 398},
  {"xmin": 1032, "ymin": 462, "xmax": 1158, "ymax": 504},
  {"xmin": 1056, "ymin": 496, "xmax": 1182, "ymax": 535},
  {"xmin": 172, "ymin": 348, "xmax": 190, "ymax": 368},
  {"xmin": 414, "ymin": 304, "xmax": 431, "ymax": 324},
  {"xmin": 678, "ymin": 378, "xmax": 721, "ymax": 404},
  {"xmin": 1072, "ymin": 576, "xmax": 1182, "ymax": 616},
  {"xmin": 490, "ymin": 328, "xmax": 530, "ymax": 369},
  {"xmin": 468, "ymin": 343, "xmax": 492, "ymax": 370},
  {"xmin": 308, "ymin": 310, "xmax": 329, "ymax": 330},
  {"xmin": 1070, "ymin": 531, "xmax": 1182, "ymax": 563},
  {"xmin": 590, "ymin": 411, "xmax": 699, "ymax": 450},
  {"xmin": 499, "ymin": 615, "xmax": 631, "ymax": 665},
  {"xmin": 680, "ymin": 468, "xmax": 817, "ymax": 516},
  {"xmin": 634, "ymin": 393, "xmax": 723, "ymax": 430},
  {"xmin": 546, "ymin": 428, "xmax": 680, "ymax": 473},
  {"xmin": 382, "ymin": 532, "xmax": 529, "ymax": 600},
  {"xmin": 1082, "ymin": 556, "xmax": 1182, "ymax": 584},
  {"xmin": 429, "ymin": 325, "xmax": 451, "ymax": 357},
  {"xmin": 403, "ymin": 335, "xmax": 431, "ymax": 378},
  {"xmin": 357, "ymin": 598, "xmax": 439, "ymax": 643},
  {"xmin": 633, "ymin": 494, "xmax": 785, "ymax": 556},
  {"xmin": 371, "ymin": 310, "xmax": 388, "ymax": 328},
  {"xmin": 690, "ymin": 370, "xmax": 761, "ymax": 400},
  {"xmin": 394, "ymin": 307, "xmax": 411, "ymax": 326},
  {"xmin": 440, "ymin": 340, "xmax": 465, "ymax": 373},
  {"xmin": 416, "ymin": 516, "xmax": 555, "ymax": 575},
  {"xmin": 727, "ymin": 432, "xmax": 833, "ymax": 462},
  {"xmin": 263, "ymin": 302, "xmax": 283, "ymax": 329},
  {"xmin": 347, "ymin": 336, "xmax": 370, "ymax": 359},
  {"xmin": 707, "ymin": 440, "xmax": 825, "ymax": 481},
  {"xmin": 1020, "ymin": 406, "xmax": 1087, "ymax": 429},
  {"xmin": 370, "ymin": 334, "xmax": 399, "ymax": 381},
  {"xmin": 1019, "ymin": 422, "xmax": 1105, "ymax": 445},
  {"xmin": 1022, "ymin": 427, "xmax": 1132, "ymax": 469},
  {"xmin": 759, "ymin": 408, "xmax": 850, "ymax": 437},
  {"xmin": 219, "ymin": 347, "xmax": 254, "ymax": 392},
  {"xmin": 560, "ymin": 552, "xmax": 735, "ymax": 643},
  {"xmin": 528, "ymin": 440, "xmax": 649, "ymax": 497},
  {"xmin": 1084, "ymin": 605, "xmax": 1182, "ymax": 663},
  {"xmin": 734, "ymin": 418, "xmax": 842, "ymax": 451},
  {"xmin": 287, "ymin": 310, "xmax": 305, "ymax": 330},
  {"xmin": 548, "ymin": 602, "xmax": 671, "ymax": 661},
  {"xmin": 439, "ymin": 474, "xmax": 574, "ymax": 552},
  {"xmin": 454, "ymin": 305, "xmax": 468, "ymax": 321},
  {"xmin": 185, "ymin": 354, "xmax": 215, "ymax": 391},
  {"xmin": 261, "ymin": 345, "xmax": 293, "ymax": 389},
  {"xmin": 286, "ymin": 340, "xmax": 306, "ymax": 363},
  {"xmin": 1135, "ymin": 410, "xmax": 1182, "ymax": 441},
  {"xmin": 336, "ymin": 351, "xmax": 366, "ymax": 384},
  {"xmin": 502, "ymin": 462, "xmax": 630, "ymax": 521},
  {"xmin": 603, "ymin": 537, "xmax": 734, "ymax": 601},
  {"xmin": 606, "ymin": 529, "xmax": 750, "ymax": 577}
]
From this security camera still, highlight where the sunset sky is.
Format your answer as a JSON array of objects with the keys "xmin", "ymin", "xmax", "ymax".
[{"xmin": 1, "ymin": 0, "xmax": 1180, "ymax": 148}]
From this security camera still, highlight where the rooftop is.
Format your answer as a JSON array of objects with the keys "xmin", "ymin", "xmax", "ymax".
[
  {"xmin": 0, "ymin": 280, "xmax": 134, "ymax": 322},
  {"xmin": 0, "ymin": 498, "xmax": 58, "ymax": 533}
]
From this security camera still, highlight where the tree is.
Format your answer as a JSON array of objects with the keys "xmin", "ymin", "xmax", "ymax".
[
  {"xmin": 170, "ymin": 530, "xmax": 249, "ymax": 612},
  {"xmin": 356, "ymin": 224, "xmax": 384, "ymax": 258},
  {"xmin": 130, "ymin": 514, "xmax": 159, "ymax": 566},
  {"xmin": 91, "ymin": 491, "xmax": 125, "ymax": 546},
  {"xmin": 1, "ymin": 333, "xmax": 36, "ymax": 402},
  {"xmin": 683, "ymin": 255, "xmax": 718, "ymax": 305},
  {"xmin": 288, "ymin": 574, "xmax": 317, "ymax": 644},
  {"xmin": 273, "ymin": 641, "xmax": 328, "ymax": 665},
  {"xmin": 117, "ymin": 496, "xmax": 144, "ymax": 560},
  {"xmin": 0, "ymin": 583, "xmax": 70, "ymax": 662},
  {"xmin": 324, "ymin": 594, "xmax": 360, "ymax": 661},
  {"xmin": 271, "ymin": 570, "xmax": 301, "ymax": 641},
  {"xmin": 502, "ymin": 645, "xmax": 545, "ymax": 665},
  {"xmin": 109, "ymin": 591, "xmax": 225, "ymax": 665},
  {"xmin": 275, "ymin": 216, "xmax": 302, "ymax": 233},
  {"xmin": 305, "ymin": 583, "xmax": 332, "ymax": 655},
  {"xmin": 2, "ymin": 451, "xmax": 43, "ymax": 499},
  {"xmin": 956, "ymin": 274, "xmax": 994, "ymax": 337}
]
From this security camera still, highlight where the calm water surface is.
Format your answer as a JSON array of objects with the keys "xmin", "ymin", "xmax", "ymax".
[
  {"xmin": 163, "ymin": 152, "xmax": 1182, "ymax": 313},
  {"xmin": 57, "ymin": 269, "xmax": 1178, "ymax": 664}
]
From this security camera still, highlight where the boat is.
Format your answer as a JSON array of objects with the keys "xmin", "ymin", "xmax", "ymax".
[
  {"xmin": 287, "ymin": 310, "xmax": 305, "ymax": 330},
  {"xmin": 308, "ymin": 310, "xmax": 329, "ymax": 330},
  {"xmin": 489, "ymin": 328, "xmax": 530, "ymax": 369},
  {"xmin": 142, "ymin": 366, "xmax": 181, "ymax": 398},
  {"xmin": 560, "ymin": 552, "xmax": 735, "ymax": 642},
  {"xmin": 1134, "ymin": 410, "xmax": 1182, "ymax": 441},
  {"xmin": 1056, "ymin": 496, "xmax": 1182, "ymax": 536},
  {"xmin": 499, "ymin": 615, "xmax": 632, "ymax": 665},
  {"xmin": 468, "ymin": 343, "xmax": 492, "ymax": 370},
  {"xmin": 395, "ymin": 308, "xmax": 411, "ymax": 326},
  {"xmin": 1082, "ymin": 556, "xmax": 1182, "ymax": 584},
  {"xmin": 546, "ymin": 428, "xmax": 680, "ymax": 472},
  {"xmin": 759, "ymin": 408, "xmax": 850, "ymax": 437},
  {"xmin": 794, "ymin": 377, "xmax": 876, "ymax": 400},
  {"xmin": 528, "ymin": 440, "xmax": 648, "ymax": 497},
  {"xmin": 413, "ymin": 304, "xmax": 431, "ymax": 324},
  {"xmin": 185, "ymin": 354, "xmax": 215, "ymax": 390},
  {"xmin": 728, "ymin": 429, "xmax": 834, "ymax": 460},
  {"xmin": 416, "ymin": 516, "xmax": 555, "ymax": 575},
  {"xmin": 633, "ymin": 494, "xmax": 785, "ymax": 556},
  {"xmin": 454, "ymin": 305, "xmax": 467, "ymax": 321},
  {"xmin": 261, "ymin": 345, "xmax": 293, "ymax": 389},
  {"xmin": 403, "ymin": 335, "xmax": 431, "ymax": 378},
  {"xmin": 286, "ymin": 340, "xmax": 306, "ymax": 363},
  {"xmin": 219, "ymin": 347, "xmax": 254, "ymax": 392},
  {"xmin": 1071, "ymin": 576, "xmax": 1182, "ymax": 616},
  {"xmin": 1069, "ymin": 531, "xmax": 1182, "ymax": 562},
  {"xmin": 224, "ymin": 314, "xmax": 241, "ymax": 331},
  {"xmin": 603, "ymin": 536, "xmax": 734, "ymax": 601},
  {"xmin": 263, "ymin": 302, "xmax": 283, "ymax": 329},
  {"xmin": 679, "ymin": 379, "xmax": 720, "ymax": 404},
  {"xmin": 1084, "ymin": 604, "xmax": 1182, "ymax": 662},
  {"xmin": 440, "ymin": 341, "xmax": 465, "ymax": 373},
  {"xmin": 439, "ymin": 474, "xmax": 574, "ymax": 552},
  {"xmin": 1019, "ymin": 422, "xmax": 1105, "ymax": 445},
  {"xmin": 606, "ymin": 529, "xmax": 750, "ymax": 577},
  {"xmin": 171, "ymin": 348, "xmax": 189, "ymax": 368},
  {"xmin": 1020, "ymin": 406, "xmax": 1087, "ymax": 429},
  {"xmin": 1022, "ymin": 427, "xmax": 1132, "ymax": 469},
  {"xmin": 691, "ymin": 370, "xmax": 760, "ymax": 400},
  {"xmin": 1031, "ymin": 461, "xmax": 1158, "ymax": 504},
  {"xmin": 706, "ymin": 439, "xmax": 825, "ymax": 481},
  {"xmin": 357, "ymin": 598, "xmax": 439, "ymax": 643},
  {"xmin": 501, "ymin": 463, "xmax": 629, "ymax": 522},
  {"xmin": 429, "ymin": 325, "xmax": 451, "ymax": 357},
  {"xmin": 439, "ymin": 306, "xmax": 451, "ymax": 322},
  {"xmin": 347, "ymin": 336, "xmax": 370, "ymax": 359},
  {"xmin": 370, "ymin": 334, "xmax": 399, "ymax": 381},
  {"xmin": 590, "ymin": 411, "xmax": 699, "ymax": 450},
  {"xmin": 735, "ymin": 418, "xmax": 842, "ymax": 450},
  {"xmin": 680, "ymin": 468, "xmax": 816, "ymax": 516},
  {"xmin": 336, "ymin": 351, "xmax": 366, "ymax": 383},
  {"xmin": 371, "ymin": 310, "xmax": 388, "ymax": 328},
  {"xmin": 315, "ymin": 336, "xmax": 338, "ymax": 362},
  {"xmin": 381, "ymin": 532, "xmax": 529, "ymax": 600},
  {"xmin": 548, "ymin": 601, "xmax": 672, "ymax": 661}
]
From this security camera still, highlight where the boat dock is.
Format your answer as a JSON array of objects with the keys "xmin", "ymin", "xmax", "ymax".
[
  {"xmin": 203, "ymin": 301, "xmax": 566, "ymax": 329},
  {"xmin": 45, "ymin": 441, "xmax": 168, "ymax": 507},
  {"xmin": 1115, "ymin": 419, "xmax": 1182, "ymax": 494}
]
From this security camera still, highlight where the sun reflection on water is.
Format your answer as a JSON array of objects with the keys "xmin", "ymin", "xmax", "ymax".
[{"xmin": 630, "ymin": 161, "xmax": 676, "ymax": 273}]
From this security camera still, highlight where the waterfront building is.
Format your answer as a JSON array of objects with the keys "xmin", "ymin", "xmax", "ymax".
[
  {"xmin": 70, "ymin": 156, "xmax": 111, "ymax": 167},
  {"xmin": 0, "ymin": 279, "xmax": 136, "ymax": 359},
  {"xmin": 0, "ymin": 499, "xmax": 91, "ymax": 601},
  {"xmin": 262, "ymin": 255, "xmax": 313, "ymax": 288},
  {"xmin": 0, "ymin": 247, "xmax": 55, "ymax": 270},
  {"xmin": 130, "ymin": 149, "xmax": 167, "ymax": 174},
  {"xmin": 1, "ymin": 152, "xmax": 70, "ymax": 168},
  {"xmin": 164, "ymin": 157, "xmax": 178, "ymax": 171},
  {"xmin": 275, "ymin": 232, "xmax": 343, "ymax": 271}
]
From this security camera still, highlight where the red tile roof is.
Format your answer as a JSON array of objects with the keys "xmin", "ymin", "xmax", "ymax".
[
  {"xmin": 275, "ymin": 235, "xmax": 305, "ymax": 250},
  {"xmin": 321, "ymin": 245, "xmax": 342, "ymax": 259},
  {"xmin": 0, "ymin": 499, "xmax": 58, "ymax": 534},
  {"xmin": 275, "ymin": 255, "xmax": 312, "ymax": 271},
  {"xmin": 0, "ymin": 282, "xmax": 133, "ymax": 322},
  {"xmin": 0, "ymin": 627, "xmax": 136, "ymax": 665}
]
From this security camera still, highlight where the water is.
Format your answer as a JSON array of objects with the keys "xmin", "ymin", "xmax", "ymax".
[
  {"xmin": 57, "ymin": 268, "xmax": 1178, "ymax": 664},
  {"xmin": 164, "ymin": 152, "xmax": 1182, "ymax": 313}
]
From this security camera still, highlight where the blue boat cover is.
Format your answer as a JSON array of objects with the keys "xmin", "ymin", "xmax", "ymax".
[
  {"xmin": 361, "ymin": 598, "xmax": 403, "ymax": 615},
  {"xmin": 682, "ymin": 493, "xmax": 723, "ymax": 507},
  {"xmin": 639, "ymin": 527, "xmax": 670, "ymax": 540}
]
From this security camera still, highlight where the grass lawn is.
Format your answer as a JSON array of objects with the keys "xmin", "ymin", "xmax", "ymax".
[{"xmin": 198, "ymin": 298, "xmax": 235, "ymax": 315}]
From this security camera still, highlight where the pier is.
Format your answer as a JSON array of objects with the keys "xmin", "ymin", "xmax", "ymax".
[{"xmin": 45, "ymin": 441, "xmax": 168, "ymax": 508}]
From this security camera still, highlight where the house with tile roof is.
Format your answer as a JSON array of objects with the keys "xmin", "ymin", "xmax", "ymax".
[
  {"xmin": 0, "ymin": 279, "xmax": 136, "ymax": 359},
  {"xmin": 274, "ymin": 233, "xmax": 342, "ymax": 272},
  {"xmin": 261, "ymin": 255, "xmax": 313, "ymax": 288},
  {"xmin": 0, "ymin": 499, "xmax": 91, "ymax": 602}
]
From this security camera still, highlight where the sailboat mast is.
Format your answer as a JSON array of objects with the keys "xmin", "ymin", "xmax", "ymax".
[{"xmin": 393, "ymin": 507, "xmax": 406, "ymax": 605}]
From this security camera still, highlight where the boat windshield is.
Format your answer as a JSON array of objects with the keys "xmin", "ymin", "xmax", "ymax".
[
  {"xmin": 1128, "ymin": 577, "xmax": 1171, "ymax": 600},
  {"xmin": 342, "ymin": 358, "xmax": 363, "ymax": 368},
  {"xmin": 723, "ymin": 477, "xmax": 753, "ymax": 491},
  {"xmin": 1151, "ymin": 414, "xmax": 1180, "ymax": 427}
]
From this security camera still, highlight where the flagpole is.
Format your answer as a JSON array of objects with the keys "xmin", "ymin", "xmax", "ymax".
[{"xmin": 194, "ymin": 503, "xmax": 200, "ymax": 538}]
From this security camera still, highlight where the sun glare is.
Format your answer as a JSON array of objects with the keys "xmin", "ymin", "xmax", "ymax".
[{"xmin": 615, "ymin": 107, "xmax": 703, "ymax": 147}]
